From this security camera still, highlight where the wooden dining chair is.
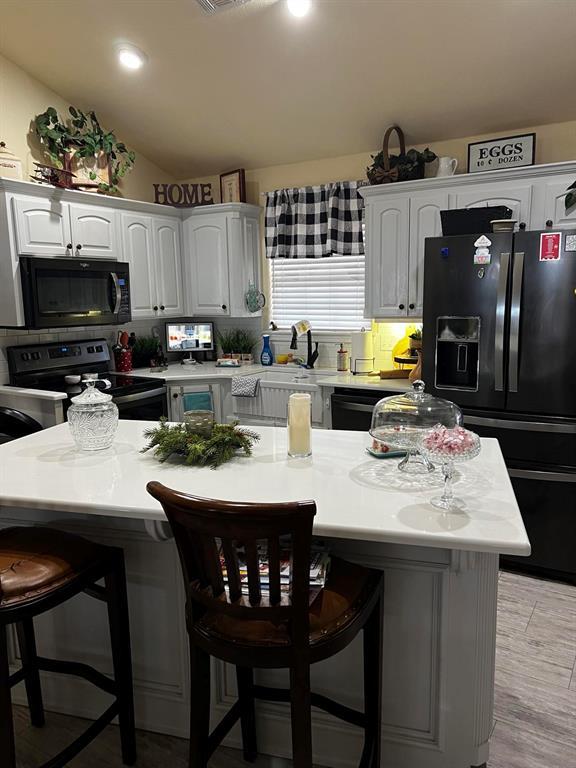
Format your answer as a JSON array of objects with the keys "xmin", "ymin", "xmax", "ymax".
[{"xmin": 147, "ymin": 481, "xmax": 385, "ymax": 768}]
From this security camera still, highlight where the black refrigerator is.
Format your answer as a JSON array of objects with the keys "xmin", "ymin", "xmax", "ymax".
[{"xmin": 422, "ymin": 229, "xmax": 576, "ymax": 582}]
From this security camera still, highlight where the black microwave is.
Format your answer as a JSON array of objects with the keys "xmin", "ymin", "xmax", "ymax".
[{"xmin": 20, "ymin": 257, "xmax": 132, "ymax": 329}]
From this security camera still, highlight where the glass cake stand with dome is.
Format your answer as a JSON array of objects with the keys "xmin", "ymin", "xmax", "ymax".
[{"xmin": 369, "ymin": 380, "xmax": 462, "ymax": 474}]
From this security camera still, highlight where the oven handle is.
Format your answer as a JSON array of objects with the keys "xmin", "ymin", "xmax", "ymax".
[
  {"xmin": 110, "ymin": 272, "xmax": 122, "ymax": 314},
  {"xmin": 332, "ymin": 402, "xmax": 374, "ymax": 413},
  {"xmin": 463, "ymin": 415, "xmax": 576, "ymax": 434},
  {"xmin": 113, "ymin": 387, "xmax": 167, "ymax": 404},
  {"xmin": 509, "ymin": 468, "xmax": 576, "ymax": 484}
]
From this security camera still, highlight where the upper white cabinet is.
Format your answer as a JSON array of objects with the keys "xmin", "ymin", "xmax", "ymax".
[
  {"xmin": 154, "ymin": 217, "xmax": 184, "ymax": 316},
  {"xmin": 452, "ymin": 182, "xmax": 533, "ymax": 228},
  {"xmin": 121, "ymin": 213, "xmax": 183, "ymax": 319},
  {"xmin": 184, "ymin": 204, "xmax": 261, "ymax": 318},
  {"xmin": 69, "ymin": 204, "xmax": 120, "ymax": 259},
  {"xmin": 542, "ymin": 174, "xmax": 576, "ymax": 229},
  {"xmin": 185, "ymin": 213, "xmax": 230, "ymax": 316},
  {"xmin": 12, "ymin": 196, "xmax": 72, "ymax": 256},
  {"xmin": 361, "ymin": 163, "xmax": 576, "ymax": 319}
]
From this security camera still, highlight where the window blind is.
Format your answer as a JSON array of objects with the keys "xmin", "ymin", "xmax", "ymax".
[{"xmin": 270, "ymin": 253, "xmax": 367, "ymax": 331}]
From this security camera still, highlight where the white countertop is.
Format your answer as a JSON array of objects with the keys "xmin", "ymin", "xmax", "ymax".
[
  {"xmin": 0, "ymin": 421, "xmax": 530, "ymax": 556},
  {"xmin": 0, "ymin": 385, "xmax": 67, "ymax": 401},
  {"xmin": 129, "ymin": 362, "xmax": 265, "ymax": 380}
]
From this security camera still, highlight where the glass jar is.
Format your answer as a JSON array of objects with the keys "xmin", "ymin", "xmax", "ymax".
[
  {"xmin": 370, "ymin": 380, "xmax": 462, "ymax": 473},
  {"xmin": 68, "ymin": 380, "xmax": 119, "ymax": 451}
]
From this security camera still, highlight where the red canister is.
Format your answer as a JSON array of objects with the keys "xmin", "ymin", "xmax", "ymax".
[{"xmin": 114, "ymin": 348, "xmax": 133, "ymax": 372}]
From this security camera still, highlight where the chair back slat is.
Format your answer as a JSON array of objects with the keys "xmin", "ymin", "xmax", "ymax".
[
  {"xmin": 244, "ymin": 541, "xmax": 262, "ymax": 605},
  {"xmin": 221, "ymin": 538, "xmax": 243, "ymax": 603},
  {"xmin": 267, "ymin": 536, "xmax": 282, "ymax": 606},
  {"xmin": 146, "ymin": 482, "xmax": 317, "ymax": 636}
]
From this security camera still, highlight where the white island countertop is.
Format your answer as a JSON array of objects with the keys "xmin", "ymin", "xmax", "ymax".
[{"xmin": 0, "ymin": 421, "xmax": 530, "ymax": 556}]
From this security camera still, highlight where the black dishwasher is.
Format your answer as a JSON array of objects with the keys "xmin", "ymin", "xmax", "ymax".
[{"xmin": 331, "ymin": 388, "xmax": 397, "ymax": 431}]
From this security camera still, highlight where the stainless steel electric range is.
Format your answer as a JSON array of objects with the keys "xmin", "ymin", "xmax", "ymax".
[{"xmin": 6, "ymin": 338, "xmax": 168, "ymax": 421}]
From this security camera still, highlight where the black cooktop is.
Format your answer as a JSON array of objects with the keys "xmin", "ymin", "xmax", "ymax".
[{"xmin": 22, "ymin": 372, "xmax": 165, "ymax": 399}]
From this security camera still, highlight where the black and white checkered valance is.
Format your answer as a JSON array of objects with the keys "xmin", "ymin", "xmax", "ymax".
[{"xmin": 265, "ymin": 181, "xmax": 365, "ymax": 259}]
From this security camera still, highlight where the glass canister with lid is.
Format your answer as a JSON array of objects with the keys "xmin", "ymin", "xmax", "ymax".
[
  {"xmin": 370, "ymin": 380, "xmax": 462, "ymax": 473},
  {"xmin": 68, "ymin": 379, "xmax": 119, "ymax": 451}
]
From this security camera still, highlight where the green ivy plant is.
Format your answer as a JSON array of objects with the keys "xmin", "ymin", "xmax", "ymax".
[{"xmin": 33, "ymin": 106, "xmax": 136, "ymax": 194}]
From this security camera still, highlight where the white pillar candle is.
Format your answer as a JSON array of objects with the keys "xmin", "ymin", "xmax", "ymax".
[{"xmin": 288, "ymin": 392, "xmax": 312, "ymax": 458}]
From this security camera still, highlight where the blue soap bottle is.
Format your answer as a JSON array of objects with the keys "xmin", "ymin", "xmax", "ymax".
[{"xmin": 260, "ymin": 334, "xmax": 274, "ymax": 366}]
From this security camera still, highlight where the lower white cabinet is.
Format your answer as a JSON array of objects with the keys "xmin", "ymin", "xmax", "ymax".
[
  {"xmin": 169, "ymin": 382, "xmax": 223, "ymax": 423},
  {"xmin": 121, "ymin": 213, "xmax": 183, "ymax": 319},
  {"xmin": 184, "ymin": 204, "xmax": 262, "ymax": 318}
]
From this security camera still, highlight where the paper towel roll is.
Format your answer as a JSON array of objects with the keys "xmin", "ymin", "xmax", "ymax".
[{"xmin": 351, "ymin": 330, "xmax": 374, "ymax": 374}]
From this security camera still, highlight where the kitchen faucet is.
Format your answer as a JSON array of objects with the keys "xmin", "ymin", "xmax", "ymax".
[{"xmin": 290, "ymin": 320, "xmax": 319, "ymax": 369}]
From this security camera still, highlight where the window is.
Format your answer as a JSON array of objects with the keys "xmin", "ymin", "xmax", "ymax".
[{"xmin": 270, "ymin": 251, "xmax": 366, "ymax": 332}]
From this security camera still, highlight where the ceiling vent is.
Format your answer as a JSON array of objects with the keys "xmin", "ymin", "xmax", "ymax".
[{"xmin": 196, "ymin": 0, "xmax": 252, "ymax": 13}]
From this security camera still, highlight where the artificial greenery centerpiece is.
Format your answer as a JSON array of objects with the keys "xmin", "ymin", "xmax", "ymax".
[
  {"xmin": 142, "ymin": 418, "xmax": 260, "ymax": 469},
  {"xmin": 33, "ymin": 106, "xmax": 136, "ymax": 194}
]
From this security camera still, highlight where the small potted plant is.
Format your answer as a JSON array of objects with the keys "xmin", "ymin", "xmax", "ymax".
[
  {"xmin": 235, "ymin": 330, "xmax": 258, "ymax": 365},
  {"xmin": 217, "ymin": 329, "xmax": 237, "ymax": 359}
]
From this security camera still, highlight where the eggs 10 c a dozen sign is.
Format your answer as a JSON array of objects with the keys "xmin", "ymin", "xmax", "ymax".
[{"xmin": 468, "ymin": 133, "xmax": 536, "ymax": 173}]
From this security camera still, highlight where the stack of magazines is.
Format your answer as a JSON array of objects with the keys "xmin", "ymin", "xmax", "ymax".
[{"xmin": 219, "ymin": 540, "xmax": 331, "ymax": 598}]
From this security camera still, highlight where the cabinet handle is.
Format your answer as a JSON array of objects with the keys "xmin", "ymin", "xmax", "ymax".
[
  {"xmin": 66, "ymin": 243, "xmax": 72, "ymax": 250},
  {"xmin": 76, "ymin": 244, "xmax": 82, "ymax": 250},
  {"xmin": 399, "ymin": 303, "xmax": 405, "ymax": 310},
  {"xmin": 172, "ymin": 393, "xmax": 179, "ymax": 399},
  {"xmin": 153, "ymin": 305, "xmax": 159, "ymax": 311},
  {"xmin": 409, "ymin": 303, "xmax": 415, "ymax": 310},
  {"xmin": 546, "ymin": 220, "xmax": 554, "ymax": 229},
  {"xmin": 221, "ymin": 304, "xmax": 227, "ymax": 311},
  {"xmin": 160, "ymin": 305, "xmax": 165, "ymax": 311}
]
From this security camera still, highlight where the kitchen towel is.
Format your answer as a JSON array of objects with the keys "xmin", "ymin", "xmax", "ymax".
[{"xmin": 232, "ymin": 375, "xmax": 261, "ymax": 398}]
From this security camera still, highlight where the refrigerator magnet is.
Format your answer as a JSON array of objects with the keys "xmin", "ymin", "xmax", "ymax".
[
  {"xmin": 474, "ymin": 247, "xmax": 491, "ymax": 265},
  {"xmin": 540, "ymin": 232, "xmax": 562, "ymax": 261},
  {"xmin": 565, "ymin": 234, "xmax": 576, "ymax": 252}
]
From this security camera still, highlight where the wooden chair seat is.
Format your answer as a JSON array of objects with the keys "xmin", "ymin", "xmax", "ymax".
[
  {"xmin": 0, "ymin": 527, "xmax": 107, "ymax": 606},
  {"xmin": 0, "ymin": 526, "xmax": 136, "ymax": 768},
  {"xmin": 196, "ymin": 557, "xmax": 380, "ymax": 656}
]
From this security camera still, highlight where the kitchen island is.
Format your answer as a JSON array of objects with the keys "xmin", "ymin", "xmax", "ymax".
[{"xmin": 0, "ymin": 422, "xmax": 529, "ymax": 768}]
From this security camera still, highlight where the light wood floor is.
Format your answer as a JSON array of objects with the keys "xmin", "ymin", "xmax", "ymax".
[{"xmin": 12, "ymin": 569, "xmax": 576, "ymax": 768}]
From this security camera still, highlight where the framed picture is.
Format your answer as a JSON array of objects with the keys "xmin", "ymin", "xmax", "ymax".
[
  {"xmin": 64, "ymin": 149, "xmax": 112, "ymax": 189},
  {"xmin": 220, "ymin": 169, "xmax": 246, "ymax": 203},
  {"xmin": 468, "ymin": 133, "xmax": 536, "ymax": 174}
]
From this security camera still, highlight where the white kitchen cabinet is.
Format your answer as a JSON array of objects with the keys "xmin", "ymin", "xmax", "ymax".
[
  {"xmin": 408, "ymin": 192, "xmax": 449, "ymax": 316},
  {"xmin": 121, "ymin": 214, "xmax": 157, "ymax": 318},
  {"xmin": 542, "ymin": 175, "xmax": 576, "ymax": 229},
  {"xmin": 12, "ymin": 196, "xmax": 72, "ymax": 256},
  {"xmin": 364, "ymin": 196, "xmax": 409, "ymax": 318},
  {"xmin": 154, "ymin": 217, "xmax": 184, "ymax": 316},
  {"xmin": 169, "ymin": 382, "xmax": 222, "ymax": 422},
  {"xmin": 121, "ymin": 213, "xmax": 183, "ymax": 319},
  {"xmin": 452, "ymin": 182, "xmax": 534, "ymax": 228},
  {"xmin": 186, "ymin": 213, "xmax": 230, "ymax": 316},
  {"xmin": 184, "ymin": 204, "xmax": 262, "ymax": 318},
  {"xmin": 69, "ymin": 203, "xmax": 121, "ymax": 259}
]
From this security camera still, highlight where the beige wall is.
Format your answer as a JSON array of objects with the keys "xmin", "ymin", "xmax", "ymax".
[
  {"xmin": 185, "ymin": 119, "xmax": 576, "ymax": 204},
  {"xmin": 0, "ymin": 52, "xmax": 173, "ymax": 202}
]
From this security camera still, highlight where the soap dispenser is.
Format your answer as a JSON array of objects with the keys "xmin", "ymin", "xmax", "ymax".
[{"xmin": 260, "ymin": 334, "xmax": 274, "ymax": 366}]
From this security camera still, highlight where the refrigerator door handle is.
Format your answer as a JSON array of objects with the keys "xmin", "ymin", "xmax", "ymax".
[
  {"xmin": 508, "ymin": 252, "xmax": 524, "ymax": 393},
  {"xmin": 509, "ymin": 468, "xmax": 576, "ymax": 484},
  {"xmin": 463, "ymin": 415, "xmax": 576, "ymax": 434},
  {"xmin": 494, "ymin": 251, "xmax": 510, "ymax": 392}
]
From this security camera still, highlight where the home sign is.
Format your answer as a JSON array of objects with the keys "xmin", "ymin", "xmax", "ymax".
[
  {"xmin": 153, "ymin": 183, "xmax": 214, "ymax": 207},
  {"xmin": 467, "ymin": 133, "xmax": 536, "ymax": 173}
]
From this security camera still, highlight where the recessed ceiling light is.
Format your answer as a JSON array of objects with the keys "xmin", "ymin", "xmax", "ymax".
[
  {"xmin": 287, "ymin": 0, "xmax": 311, "ymax": 17},
  {"xmin": 117, "ymin": 44, "xmax": 147, "ymax": 70}
]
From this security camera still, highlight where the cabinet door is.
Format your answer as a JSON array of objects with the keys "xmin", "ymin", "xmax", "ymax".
[
  {"xmin": 453, "ymin": 182, "xmax": 533, "ymax": 228},
  {"xmin": 153, "ymin": 218, "xmax": 184, "ymax": 317},
  {"xmin": 121, "ymin": 214, "xmax": 157, "ymax": 319},
  {"xmin": 408, "ymin": 192, "xmax": 448, "ymax": 316},
  {"xmin": 364, "ymin": 197, "xmax": 409, "ymax": 318},
  {"xmin": 12, "ymin": 196, "xmax": 72, "ymax": 256},
  {"xmin": 69, "ymin": 204, "xmax": 120, "ymax": 259},
  {"xmin": 543, "ymin": 175, "xmax": 576, "ymax": 229},
  {"xmin": 226, "ymin": 213, "xmax": 262, "ymax": 317},
  {"xmin": 186, "ymin": 215, "xmax": 230, "ymax": 316}
]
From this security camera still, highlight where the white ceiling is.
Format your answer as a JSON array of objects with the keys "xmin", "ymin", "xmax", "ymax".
[{"xmin": 2, "ymin": 0, "xmax": 576, "ymax": 178}]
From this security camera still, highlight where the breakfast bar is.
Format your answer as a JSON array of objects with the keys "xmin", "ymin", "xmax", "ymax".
[{"xmin": 0, "ymin": 422, "xmax": 530, "ymax": 768}]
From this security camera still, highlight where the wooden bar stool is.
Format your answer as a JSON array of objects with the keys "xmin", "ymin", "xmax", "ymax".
[
  {"xmin": 0, "ymin": 526, "xmax": 136, "ymax": 768},
  {"xmin": 147, "ymin": 482, "xmax": 385, "ymax": 768}
]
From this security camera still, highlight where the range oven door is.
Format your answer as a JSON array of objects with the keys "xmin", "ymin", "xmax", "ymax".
[
  {"xmin": 114, "ymin": 388, "xmax": 168, "ymax": 421},
  {"xmin": 20, "ymin": 257, "xmax": 131, "ymax": 328}
]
